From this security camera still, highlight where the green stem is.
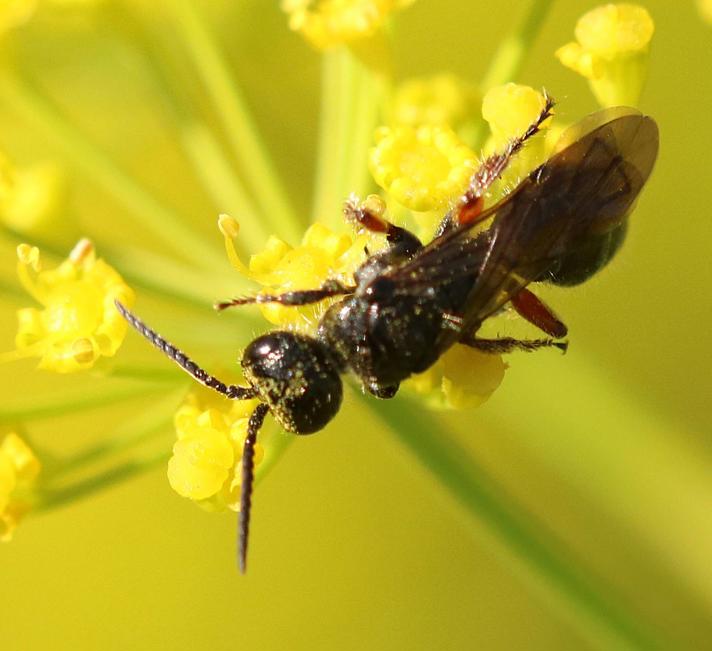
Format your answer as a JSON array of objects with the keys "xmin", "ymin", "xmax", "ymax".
[
  {"xmin": 480, "ymin": 0, "xmax": 555, "ymax": 90},
  {"xmin": 33, "ymin": 449, "xmax": 169, "ymax": 512},
  {"xmin": 99, "ymin": 241, "xmax": 245, "ymax": 309},
  {"xmin": 33, "ymin": 420, "xmax": 288, "ymax": 516},
  {"xmin": 255, "ymin": 427, "xmax": 294, "ymax": 487},
  {"xmin": 94, "ymin": 363, "xmax": 183, "ymax": 383},
  {"xmin": 364, "ymin": 392, "xmax": 661, "ymax": 650},
  {"xmin": 105, "ymin": 4, "xmax": 267, "ymax": 254},
  {"xmin": 0, "ymin": 71, "xmax": 222, "ymax": 272},
  {"xmin": 0, "ymin": 383, "xmax": 171, "ymax": 423},
  {"xmin": 178, "ymin": 123, "xmax": 267, "ymax": 254},
  {"xmin": 169, "ymin": 0, "xmax": 301, "ymax": 242},
  {"xmin": 1, "ymin": 221, "xmax": 227, "ymax": 311},
  {"xmin": 42, "ymin": 397, "xmax": 178, "ymax": 481},
  {"xmin": 313, "ymin": 48, "xmax": 386, "ymax": 230},
  {"xmin": 312, "ymin": 52, "xmax": 345, "ymax": 224},
  {"xmin": 0, "ymin": 278, "xmax": 26, "ymax": 303},
  {"xmin": 473, "ymin": 0, "xmax": 556, "ymax": 147}
]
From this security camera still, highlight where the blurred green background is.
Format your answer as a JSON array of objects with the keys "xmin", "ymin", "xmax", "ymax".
[{"xmin": 1, "ymin": 1, "xmax": 711, "ymax": 649}]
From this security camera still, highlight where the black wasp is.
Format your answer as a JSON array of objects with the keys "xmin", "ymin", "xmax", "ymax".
[{"xmin": 115, "ymin": 96, "xmax": 659, "ymax": 572}]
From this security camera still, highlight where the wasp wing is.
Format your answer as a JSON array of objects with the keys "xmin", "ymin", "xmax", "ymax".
[{"xmin": 381, "ymin": 108, "xmax": 659, "ymax": 334}]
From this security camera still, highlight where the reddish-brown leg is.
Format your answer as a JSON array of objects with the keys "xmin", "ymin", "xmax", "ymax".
[
  {"xmin": 511, "ymin": 288, "xmax": 568, "ymax": 338},
  {"xmin": 344, "ymin": 196, "xmax": 422, "ymax": 254},
  {"xmin": 436, "ymin": 92, "xmax": 555, "ymax": 235}
]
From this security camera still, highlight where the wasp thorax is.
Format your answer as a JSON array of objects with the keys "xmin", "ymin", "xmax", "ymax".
[{"xmin": 240, "ymin": 331, "xmax": 343, "ymax": 434}]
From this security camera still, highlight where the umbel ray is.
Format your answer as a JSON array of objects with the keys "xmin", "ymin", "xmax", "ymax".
[{"xmin": 116, "ymin": 96, "xmax": 659, "ymax": 572}]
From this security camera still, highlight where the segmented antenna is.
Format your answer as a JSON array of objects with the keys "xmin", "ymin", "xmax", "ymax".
[
  {"xmin": 238, "ymin": 402, "xmax": 269, "ymax": 574},
  {"xmin": 114, "ymin": 300, "xmax": 256, "ymax": 400}
]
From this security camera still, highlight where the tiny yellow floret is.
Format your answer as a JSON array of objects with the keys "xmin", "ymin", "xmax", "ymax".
[
  {"xmin": 0, "ymin": 432, "xmax": 40, "ymax": 541},
  {"xmin": 370, "ymin": 124, "xmax": 478, "ymax": 212},
  {"xmin": 0, "ymin": 155, "xmax": 69, "ymax": 240},
  {"xmin": 482, "ymin": 83, "xmax": 550, "ymax": 146},
  {"xmin": 406, "ymin": 345, "xmax": 507, "ymax": 409},
  {"xmin": 0, "ymin": 0, "xmax": 36, "ymax": 34},
  {"xmin": 168, "ymin": 392, "xmax": 262, "ymax": 511},
  {"xmin": 220, "ymin": 217, "xmax": 370, "ymax": 330},
  {"xmin": 481, "ymin": 84, "xmax": 554, "ymax": 186},
  {"xmin": 389, "ymin": 74, "xmax": 480, "ymax": 133},
  {"xmin": 556, "ymin": 4, "xmax": 654, "ymax": 107},
  {"xmin": 2, "ymin": 239, "xmax": 134, "ymax": 372},
  {"xmin": 697, "ymin": 0, "xmax": 712, "ymax": 24},
  {"xmin": 282, "ymin": 0, "xmax": 415, "ymax": 49}
]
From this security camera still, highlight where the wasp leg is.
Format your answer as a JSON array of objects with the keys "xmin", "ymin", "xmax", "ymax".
[
  {"xmin": 510, "ymin": 288, "xmax": 568, "ymax": 338},
  {"xmin": 436, "ymin": 92, "xmax": 556, "ymax": 235},
  {"xmin": 460, "ymin": 333, "xmax": 568, "ymax": 354},
  {"xmin": 238, "ymin": 402, "xmax": 270, "ymax": 574},
  {"xmin": 344, "ymin": 195, "xmax": 422, "ymax": 255},
  {"xmin": 215, "ymin": 279, "xmax": 355, "ymax": 311}
]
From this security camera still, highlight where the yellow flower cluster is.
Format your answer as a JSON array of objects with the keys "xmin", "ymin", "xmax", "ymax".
[
  {"xmin": 372, "ymin": 82, "xmax": 555, "ymax": 215},
  {"xmin": 406, "ymin": 344, "xmax": 507, "ymax": 410},
  {"xmin": 366, "ymin": 82, "xmax": 562, "ymax": 407},
  {"xmin": 0, "ymin": 154, "xmax": 68, "ymax": 240},
  {"xmin": 282, "ymin": 0, "xmax": 414, "ymax": 49},
  {"xmin": 369, "ymin": 125, "xmax": 478, "ymax": 212},
  {"xmin": 480, "ymin": 83, "xmax": 559, "ymax": 195},
  {"xmin": 0, "ymin": 432, "xmax": 40, "ymax": 541},
  {"xmin": 388, "ymin": 74, "xmax": 480, "ymax": 134},
  {"xmin": 0, "ymin": 0, "xmax": 35, "ymax": 34},
  {"xmin": 3, "ymin": 239, "xmax": 133, "ymax": 373},
  {"xmin": 167, "ymin": 391, "xmax": 263, "ymax": 511},
  {"xmin": 698, "ymin": 0, "xmax": 712, "ymax": 24},
  {"xmin": 220, "ymin": 214, "xmax": 371, "ymax": 329},
  {"xmin": 556, "ymin": 3, "xmax": 654, "ymax": 107}
]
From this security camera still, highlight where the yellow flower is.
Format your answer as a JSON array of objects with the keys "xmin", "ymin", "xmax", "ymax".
[
  {"xmin": 556, "ymin": 3, "xmax": 654, "ymax": 107},
  {"xmin": 2, "ymin": 239, "xmax": 134, "ymax": 373},
  {"xmin": 369, "ymin": 124, "xmax": 478, "ymax": 212},
  {"xmin": 698, "ymin": 0, "xmax": 712, "ymax": 24},
  {"xmin": 167, "ymin": 391, "xmax": 262, "ymax": 512},
  {"xmin": 282, "ymin": 0, "xmax": 415, "ymax": 49},
  {"xmin": 220, "ymin": 214, "xmax": 371, "ymax": 329},
  {"xmin": 482, "ymin": 83, "xmax": 551, "ymax": 146},
  {"xmin": 0, "ymin": 432, "xmax": 41, "ymax": 541},
  {"xmin": 389, "ymin": 74, "xmax": 480, "ymax": 134},
  {"xmin": 0, "ymin": 0, "xmax": 36, "ymax": 34},
  {"xmin": 406, "ymin": 345, "xmax": 507, "ymax": 409},
  {"xmin": 0, "ymin": 154, "xmax": 69, "ymax": 241},
  {"xmin": 481, "ymin": 83, "xmax": 555, "ymax": 190}
]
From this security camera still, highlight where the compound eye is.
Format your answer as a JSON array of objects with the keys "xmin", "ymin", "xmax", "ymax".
[{"xmin": 241, "ymin": 331, "xmax": 342, "ymax": 434}]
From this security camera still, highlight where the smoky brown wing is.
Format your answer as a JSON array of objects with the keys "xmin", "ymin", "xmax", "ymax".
[
  {"xmin": 382, "ymin": 109, "xmax": 658, "ymax": 330},
  {"xmin": 457, "ymin": 110, "xmax": 658, "ymax": 327}
]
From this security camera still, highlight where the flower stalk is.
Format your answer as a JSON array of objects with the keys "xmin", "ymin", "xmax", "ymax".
[
  {"xmin": 0, "ymin": 71, "xmax": 223, "ymax": 273},
  {"xmin": 472, "ymin": 0, "xmax": 555, "ymax": 148},
  {"xmin": 314, "ymin": 46, "xmax": 388, "ymax": 229},
  {"xmin": 362, "ymin": 390, "xmax": 663, "ymax": 650},
  {"xmin": 168, "ymin": 0, "xmax": 302, "ymax": 242}
]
